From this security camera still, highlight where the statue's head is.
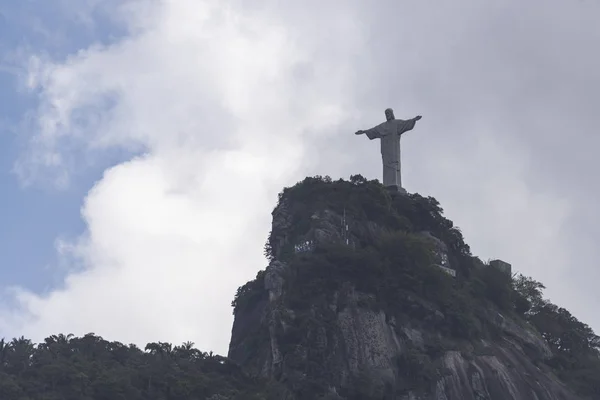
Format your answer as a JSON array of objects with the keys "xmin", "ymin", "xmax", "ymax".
[{"xmin": 385, "ymin": 108, "xmax": 395, "ymax": 121}]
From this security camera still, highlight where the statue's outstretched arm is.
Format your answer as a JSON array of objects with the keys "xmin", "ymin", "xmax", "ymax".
[
  {"xmin": 355, "ymin": 126, "xmax": 381, "ymax": 140},
  {"xmin": 397, "ymin": 116, "xmax": 422, "ymax": 135}
]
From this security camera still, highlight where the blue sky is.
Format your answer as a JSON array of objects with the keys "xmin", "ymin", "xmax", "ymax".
[
  {"xmin": 0, "ymin": 0, "xmax": 599, "ymax": 356},
  {"xmin": 0, "ymin": 0, "xmax": 126, "ymax": 291}
]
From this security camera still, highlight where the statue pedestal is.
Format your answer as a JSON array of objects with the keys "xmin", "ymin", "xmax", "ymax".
[{"xmin": 386, "ymin": 185, "xmax": 408, "ymax": 196}]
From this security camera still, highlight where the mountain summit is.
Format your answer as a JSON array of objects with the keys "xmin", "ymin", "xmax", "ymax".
[
  {"xmin": 228, "ymin": 175, "xmax": 600, "ymax": 400},
  {"xmin": 0, "ymin": 176, "xmax": 598, "ymax": 400}
]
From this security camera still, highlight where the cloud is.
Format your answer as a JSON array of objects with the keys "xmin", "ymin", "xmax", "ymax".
[
  {"xmin": 3, "ymin": 0, "xmax": 600, "ymax": 354},
  {"xmin": 3, "ymin": 0, "xmax": 364, "ymax": 353}
]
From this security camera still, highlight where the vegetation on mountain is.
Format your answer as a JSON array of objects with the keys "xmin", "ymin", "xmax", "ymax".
[
  {"xmin": 1, "ymin": 176, "xmax": 598, "ymax": 399},
  {"xmin": 235, "ymin": 175, "xmax": 600, "ymax": 399},
  {"xmin": 0, "ymin": 334, "xmax": 276, "ymax": 400}
]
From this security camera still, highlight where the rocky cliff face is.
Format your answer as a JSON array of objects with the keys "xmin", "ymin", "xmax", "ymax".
[{"xmin": 228, "ymin": 177, "xmax": 588, "ymax": 400}]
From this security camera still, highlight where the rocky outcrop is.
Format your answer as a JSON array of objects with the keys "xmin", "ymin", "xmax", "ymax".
[
  {"xmin": 228, "ymin": 181, "xmax": 585, "ymax": 400},
  {"xmin": 230, "ymin": 262, "xmax": 576, "ymax": 399}
]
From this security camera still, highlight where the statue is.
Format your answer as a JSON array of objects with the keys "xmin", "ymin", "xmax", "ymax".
[{"xmin": 355, "ymin": 108, "xmax": 422, "ymax": 193}]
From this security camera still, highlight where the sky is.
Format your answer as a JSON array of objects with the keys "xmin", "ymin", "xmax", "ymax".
[{"xmin": 0, "ymin": 0, "xmax": 599, "ymax": 356}]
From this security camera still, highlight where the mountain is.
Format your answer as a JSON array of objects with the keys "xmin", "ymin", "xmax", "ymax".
[
  {"xmin": 0, "ymin": 176, "xmax": 598, "ymax": 399},
  {"xmin": 228, "ymin": 175, "xmax": 600, "ymax": 400}
]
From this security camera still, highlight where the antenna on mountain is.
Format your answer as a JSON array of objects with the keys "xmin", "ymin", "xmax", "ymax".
[{"xmin": 342, "ymin": 208, "xmax": 349, "ymax": 245}]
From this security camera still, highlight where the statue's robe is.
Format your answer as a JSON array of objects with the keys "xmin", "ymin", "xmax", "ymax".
[{"xmin": 362, "ymin": 118, "xmax": 416, "ymax": 189}]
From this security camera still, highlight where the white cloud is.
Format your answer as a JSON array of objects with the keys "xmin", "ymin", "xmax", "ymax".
[
  {"xmin": 3, "ymin": 0, "xmax": 362, "ymax": 354},
  {"xmin": 3, "ymin": 0, "xmax": 600, "ymax": 354}
]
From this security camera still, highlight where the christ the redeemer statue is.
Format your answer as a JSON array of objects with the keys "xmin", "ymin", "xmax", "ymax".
[{"xmin": 355, "ymin": 108, "xmax": 422, "ymax": 193}]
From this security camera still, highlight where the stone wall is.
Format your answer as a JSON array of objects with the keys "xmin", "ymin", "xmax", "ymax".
[{"xmin": 490, "ymin": 259, "xmax": 512, "ymax": 275}]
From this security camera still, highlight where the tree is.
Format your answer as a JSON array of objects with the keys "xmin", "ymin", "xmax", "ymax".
[
  {"xmin": 0, "ymin": 333, "xmax": 270, "ymax": 400},
  {"xmin": 349, "ymin": 174, "xmax": 368, "ymax": 185},
  {"xmin": 512, "ymin": 274, "xmax": 546, "ymax": 314}
]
